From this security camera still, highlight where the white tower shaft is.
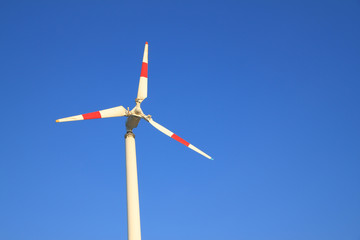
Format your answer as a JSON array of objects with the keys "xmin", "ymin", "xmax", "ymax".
[{"xmin": 125, "ymin": 131, "xmax": 141, "ymax": 240}]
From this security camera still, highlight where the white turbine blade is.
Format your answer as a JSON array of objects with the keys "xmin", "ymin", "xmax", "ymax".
[
  {"xmin": 148, "ymin": 119, "xmax": 213, "ymax": 160},
  {"xmin": 136, "ymin": 42, "xmax": 148, "ymax": 102},
  {"xmin": 56, "ymin": 106, "xmax": 127, "ymax": 123}
]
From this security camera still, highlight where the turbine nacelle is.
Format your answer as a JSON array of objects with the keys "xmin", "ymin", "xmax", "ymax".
[{"xmin": 125, "ymin": 104, "xmax": 151, "ymax": 131}]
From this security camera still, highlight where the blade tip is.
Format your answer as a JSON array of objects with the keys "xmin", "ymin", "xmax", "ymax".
[
  {"xmin": 145, "ymin": 41, "xmax": 148, "ymax": 45},
  {"xmin": 56, "ymin": 119, "xmax": 60, "ymax": 123},
  {"xmin": 210, "ymin": 157, "xmax": 214, "ymax": 160}
]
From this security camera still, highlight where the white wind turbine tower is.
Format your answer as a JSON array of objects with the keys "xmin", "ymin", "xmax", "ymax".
[{"xmin": 56, "ymin": 42, "xmax": 213, "ymax": 240}]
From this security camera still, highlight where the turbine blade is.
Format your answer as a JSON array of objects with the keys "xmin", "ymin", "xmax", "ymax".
[
  {"xmin": 148, "ymin": 118, "xmax": 213, "ymax": 160},
  {"xmin": 136, "ymin": 42, "xmax": 148, "ymax": 103},
  {"xmin": 56, "ymin": 106, "xmax": 127, "ymax": 123}
]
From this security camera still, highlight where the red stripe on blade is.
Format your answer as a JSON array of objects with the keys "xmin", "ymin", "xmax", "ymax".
[
  {"xmin": 140, "ymin": 62, "xmax": 148, "ymax": 78},
  {"xmin": 171, "ymin": 134, "xmax": 190, "ymax": 147},
  {"xmin": 82, "ymin": 111, "xmax": 101, "ymax": 120}
]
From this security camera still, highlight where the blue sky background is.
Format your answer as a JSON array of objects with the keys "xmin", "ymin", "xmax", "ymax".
[{"xmin": 1, "ymin": 1, "xmax": 360, "ymax": 239}]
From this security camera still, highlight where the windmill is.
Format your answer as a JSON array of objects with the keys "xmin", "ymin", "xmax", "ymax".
[{"xmin": 56, "ymin": 42, "xmax": 213, "ymax": 240}]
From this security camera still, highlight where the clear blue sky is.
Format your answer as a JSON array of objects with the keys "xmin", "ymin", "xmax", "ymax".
[{"xmin": 1, "ymin": 1, "xmax": 359, "ymax": 239}]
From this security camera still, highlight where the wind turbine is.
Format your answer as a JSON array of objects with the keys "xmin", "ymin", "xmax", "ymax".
[{"xmin": 56, "ymin": 42, "xmax": 213, "ymax": 240}]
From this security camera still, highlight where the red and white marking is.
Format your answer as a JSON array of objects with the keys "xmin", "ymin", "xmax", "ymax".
[
  {"xmin": 148, "ymin": 119, "xmax": 213, "ymax": 160},
  {"xmin": 137, "ymin": 42, "xmax": 148, "ymax": 102},
  {"xmin": 56, "ymin": 106, "xmax": 127, "ymax": 123}
]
